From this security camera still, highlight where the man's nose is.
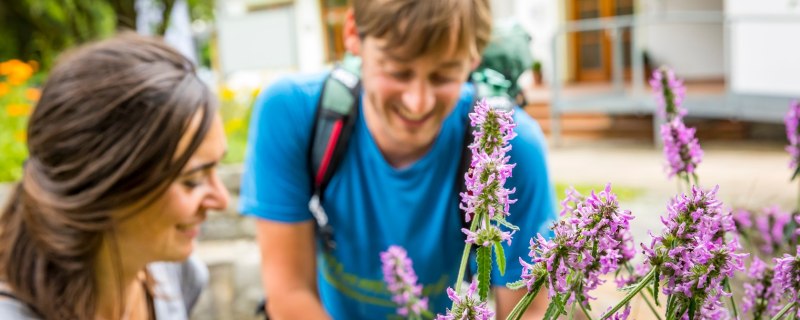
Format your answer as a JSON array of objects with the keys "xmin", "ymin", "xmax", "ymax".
[{"xmin": 401, "ymin": 78, "xmax": 435, "ymax": 115}]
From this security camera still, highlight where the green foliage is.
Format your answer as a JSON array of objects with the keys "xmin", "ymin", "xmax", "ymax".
[
  {"xmin": 0, "ymin": 0, "xmax": 115, "ymax": 70},
  {"xmin": 476, "ymin": 245, "xmax": 492, "ymax": 301},
  {"xmin": 531, "ymin": 60, "xmax": 542, "ymax": 72},
  {"xmin": 555, "ymin": 182, "xmax": 642, "ymax": 202},
  {"xmin": 1, "ymin": 0, "xmax": 213, "ymax": 71},
  {"xmin": 219, "ymin": 86, "xmax": 260, "ymax": 164},
  {"xmin": 506, "ymin": 279, "xmax": 526, "ymax": 290},
  {"xmin": 543, "ymin": 294, "xmax": 567, "ymax": 320},
  {"xmin": 0, "ymin": 60, "xmax": 41, "ymax": 182},
  {"xmin": 494, "ymin": 241, "xmax": 506, "ymax": 276}
]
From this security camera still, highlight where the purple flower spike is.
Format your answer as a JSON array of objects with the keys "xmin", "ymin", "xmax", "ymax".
[
  {"xmin": 785, "ymin": 101, "xmax": 800, "ymax": 171},
  {"xmin": 380, "ymin": 246, "xmax": 429, "ymax": 318},
  {"xmin": 521, "ymin": 184, "xmax": 635, "ymax": 305},
  {"xmin": 773, "ymin": 246, "xmax": 800, "ymax": 318},
  {"xmin": 754, "ymin": 205, "xmax": 792, "ymax": 255},
  {"xmin": 661, "ymin": 118, "xmax": 703, "ymax": 179},
  {"xmin": 650, "ymin": 67, "xmax": 687, "ymax": 120},
  {"xmin": 643, "ymin": 185, "xmax": 747, "ymax": 319},
  {"xmin": 437, "ymin": 280, "xmax": 494, "ymax": 320},
  {"xmin": 461, "ymin": 99, "xmax": 519, "ymax": 246},
  {"xmin": 742, "ymin": 257, "xmax": 783, "ymax": 317}
]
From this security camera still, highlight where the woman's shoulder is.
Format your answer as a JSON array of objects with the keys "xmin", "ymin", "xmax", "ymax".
[
  {"xmin": 0, "ymin": 283, "xmax": 41, "ymax": 320},
  {"xmin": 148, "ymin": 255, "xmax": 209, "ymax": 318}
]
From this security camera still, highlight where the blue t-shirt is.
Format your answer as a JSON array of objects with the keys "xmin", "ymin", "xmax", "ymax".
[{"xmin": 239, "ymin": 73, "xmax": 556, "ymax": 319}]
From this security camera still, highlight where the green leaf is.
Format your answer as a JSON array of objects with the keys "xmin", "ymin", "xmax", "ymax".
[
  {"xmin": 688, "ymin": 299, "xmax": 696, "ymax": 320},
  {"xmin": 496, "ymin": 218, "xmax": 520, "ymax": 231},
  {"xmin": 495, "ymin": 241, "xmax": 506, "ymax": 276},
  {"xmin": 477, "ymin": 246, "xmax": 492, "ymax": 301},
  {"xmin": 543, "ymin": 295, "xmax": 563, "ymax": 320},
  {"xmin": 506, "ymin": 279, "xmax": 526, "ymax": 290}
]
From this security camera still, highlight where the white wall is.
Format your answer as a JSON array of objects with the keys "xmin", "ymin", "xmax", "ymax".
[
  {"xmin": 217, "ymin": 3, "xmax": 297, "ymax": 75},
  {"xmin": 293, "ymin": 0, "xmax": 326, "ymax": 72},
  {"xmin": 641, "ymin": 0, "xmax": 725, "ymax": 80},
  {"xmin": 726, "ymin": 0, "xmax": 800, "ymax": 96},
  {"xmin": 509, "ymin": 0, "xmax": 562, "ymax": 83}
]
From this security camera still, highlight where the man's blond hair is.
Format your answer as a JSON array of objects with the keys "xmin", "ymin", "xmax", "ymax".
[{"xmin": 352, "ymin": 0, "xmax": 492, "ymax": 61}]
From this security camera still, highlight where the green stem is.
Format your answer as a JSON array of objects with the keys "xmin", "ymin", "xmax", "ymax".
[
  {"xmin": 579, "ymin": 300, "xmax": 595, "ymax": 320},
  {"xmin": 723, "ymin": 279, "xmax": 739, "ymax": 319},
  {"xmin": 569, "ymin": 301, "xmax": 576, "ymax": 320},
  {"xmin": 771, "ymin": 302, "xmax": 796, "ymax": 320},
  {"xmin": 639, "ymin": 290, "xmax": 664, "ymax": 320},
  {"xmin": 600, "ymin": 267, "xmax": 656, "ymax": 320},
  {"xmin": 665, "ymin": 294, "xmax": 675, "ymax": 319},
  {"xmin": 453, "ymin": 215, "xmax": 480, "ymax": 302},
  {"xmin": 506, "ymin": 277, "xmax": 545, "ymax": 320}
]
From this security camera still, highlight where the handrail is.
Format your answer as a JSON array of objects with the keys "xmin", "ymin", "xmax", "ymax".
[{"xmin": 549, "ymin": 11, "xmax": 728, "ymax": 145}]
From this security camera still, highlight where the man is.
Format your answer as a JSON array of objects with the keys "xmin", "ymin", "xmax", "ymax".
[{"xmin": 239, "ymin": 0, "xmax": 556, "ymax": 318}]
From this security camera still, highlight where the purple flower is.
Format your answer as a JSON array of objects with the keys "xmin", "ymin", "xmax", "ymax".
[
  {"xmin": 661, "ymin": 118, "xmax": 703, "ymax": 179},
  {"xmin": 437, "ymin": 280, "xmax": 494, "ymax": 320},
  {"xmin": 461, "ymin": 223, "xmax": 513, "ymax": 247},
  {"xmin": 784, "ymin": 100, "xmax": 800, "ymax": 171},
  {"xmin": 559, "ymin": 186, "xmax": 583, "ymax": 217},
  {"xmin": 650, "ymin": 67, "xmax": 687, "ymax": 120},
  {"xmin": 731, "ymin": 208, "xmax": 753, "ymax": 232},
  {"xmin": 754, "ymin": 205, "xmax": 792, "ymax": 255},
  {"xmin": 381, "ymin": 246, "xmax": 429, "ymax": 318},
  {"xmin": 460, "ymin": 99, "xmax": 519, "ymax": 246},
  {"xmin": 773, "ymin": 246, "xmax": 800, "ymax": 318},
  {"xmin": 522, "ymin": 184, "xmax": 634, "ymax": 305},
  {"xmin": 742, "ymin": 257, "xmax": 783, "ymax": 318},
  {"xmin": 643, "ymin": 185, "xmax": 747, "ymax": 319},
  {"xmin": 604, "ymin": 305, "xmax": 632, "ymax": 320}
]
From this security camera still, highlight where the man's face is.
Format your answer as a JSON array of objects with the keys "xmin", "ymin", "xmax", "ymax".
[{"xmin": 358, "ymin": 37, "xmax": 475, "ymax": 159}]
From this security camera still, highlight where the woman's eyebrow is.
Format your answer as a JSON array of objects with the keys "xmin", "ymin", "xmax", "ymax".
[{"xmin": 180, "ymin": 150, "xmax": 227, "ymax": 176}]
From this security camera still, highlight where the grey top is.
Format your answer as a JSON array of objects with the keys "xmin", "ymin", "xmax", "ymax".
[{"xmin": 0, "ymin": 256, "xmax": 208, "ymax": 319}]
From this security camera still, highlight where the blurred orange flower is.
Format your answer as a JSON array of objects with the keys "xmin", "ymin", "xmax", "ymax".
[
  {"xmin": 6, "ymin": 103, "xmax": 32, "ymax": 117},
  {"xmin": 0, "ymin": 83, "xmax": 8, "ymax": 97},
  {"xmin": 25, "ymin": 88, "xmax": 41, "ymax": 102},
  {"xmin": 0, "ymin": 60, "xmax": 34, "ymax": 86},
  {"xmin": 13, "ymin": 131, "xmax": 26, "ymax": 143}
]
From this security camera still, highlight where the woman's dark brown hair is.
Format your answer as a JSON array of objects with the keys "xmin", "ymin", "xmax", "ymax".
[{"xmin": 0, "ymin": 33, "xmax": 215, "ymax": 319}]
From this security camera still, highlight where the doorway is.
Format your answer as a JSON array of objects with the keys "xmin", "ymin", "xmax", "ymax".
[{"xmin": 570, "ymin": 0, "xmax": 634, "ymax": 82}]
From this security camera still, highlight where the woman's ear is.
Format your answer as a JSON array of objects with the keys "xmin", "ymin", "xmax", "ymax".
[{"xmin": 343, "ymin": 8, "xmax": 361, "ymax": 56}]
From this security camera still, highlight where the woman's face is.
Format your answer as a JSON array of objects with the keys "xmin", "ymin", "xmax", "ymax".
[{"xmin": 115, "ymin": 113, "xmax": 229, "ymax": 263}]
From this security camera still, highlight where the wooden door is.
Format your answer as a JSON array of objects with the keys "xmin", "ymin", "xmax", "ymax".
[
  {"xmin": 570, "ymin": 0, "xmax": 634, "ymax": 82},
  {"xmin": 320, "ymin": 0, "xmax": 349, "ymax": 62}
]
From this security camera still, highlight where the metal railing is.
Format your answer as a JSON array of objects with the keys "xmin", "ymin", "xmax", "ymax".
[{"xmin": 548, "ymin": 11, "xmax": 799, "ymax": 144}]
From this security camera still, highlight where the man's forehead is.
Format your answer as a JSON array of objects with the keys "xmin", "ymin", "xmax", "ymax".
[{"xmin": 369, "ymin": 37, "xmax": 472, "ymax": 66}]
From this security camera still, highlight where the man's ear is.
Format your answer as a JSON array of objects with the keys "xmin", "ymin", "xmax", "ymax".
[
  {"xmin": 343, "ymin": 8, "xmax": 362, "ymax": 56},
  {"xmin": 470, "ymin": 57, "xmax": 482, "ymax": 71}
]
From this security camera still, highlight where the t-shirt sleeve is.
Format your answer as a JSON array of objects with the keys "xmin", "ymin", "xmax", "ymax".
[
  {"xmin": 238, "ymin": 76, "xmax": 318, "ymax": 222},
  {"xmin": 492, "ymin": 107, "xmax": 557, "ymax": 285}
]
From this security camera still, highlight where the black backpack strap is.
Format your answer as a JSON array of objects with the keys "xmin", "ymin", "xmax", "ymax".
[{"xmin": 307, "ymin": 56, "xmax": 362, "ymax": 252}]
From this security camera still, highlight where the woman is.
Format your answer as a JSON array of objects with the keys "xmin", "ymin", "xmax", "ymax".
[{"xmin": 0, "ymin": 33, "xmax": 229, "ymax": 319}]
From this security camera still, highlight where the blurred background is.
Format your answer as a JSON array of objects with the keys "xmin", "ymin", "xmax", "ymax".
[{"xmin": 1, "ymin": 0, "xmax": 800, "ymax": 319}]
